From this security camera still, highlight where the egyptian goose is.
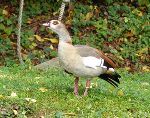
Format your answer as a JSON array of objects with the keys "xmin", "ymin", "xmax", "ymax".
[{"xmin": 43, "ymin": 20, "xmax": 121, "ymax": 96}]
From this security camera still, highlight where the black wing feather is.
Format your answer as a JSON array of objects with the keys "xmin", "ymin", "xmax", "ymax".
[{"xmin": 99, "ymin": 73, "xmax": 121, "ymax": 87}]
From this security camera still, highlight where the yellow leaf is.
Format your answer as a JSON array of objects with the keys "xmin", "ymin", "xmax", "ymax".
[
  {"xmin": 50, "ymin": 45, "xmax": 54, "ymax": 50},
  {"xmin": 43, "ymin": 38, "xmax": 49, "ymax": 40},
  {"xmin": 137, "ymin": 48, "xmax": 148, "ymax": 54},
  {"xmin": 13, "ymin": 110, "xmax": 18, "ymax": 115},
  {"xmin": 27, "ymin": 18, "xmax": 32, "ymax": 24},
  {"xmin": 2, "ymin": 9, "xmax": 8, "ymax": 16},
  {"xmin": 65, "ymin": 19, "xmax": 72, "ymax": 25},
  {"xmin": 132, "ymin": 9, "xmax": 143, "ymax": 17},
  {"xmin": 39, "ymin": 87, "xmax": 48, "ymax": 92},
  {"xmin": 138, "ymin": 12, "xmax": 143, "ymax": 17},
  {"xmin": 117, "ymin": 89, "xmax": 124, "ymax": 96},
  {"xmin": 34, "ymin": 35, "xmax": 44, "ymax": 42},
  {"xmin": 0, "ymin": 94, "xmax": 4, "ymax": 99},
  {"xmin": 142, "ymin": 66, "xmax": 150, "ymax": 72},
  {"xmin": 25, "ymin": 98, "xmax": 37, "ymax": 103},
  {"xmin": 85, "ymin": 12, "xmax": 93, "ymax": 21},
  {"xmin": 50, "ymin": 38, "xmax": 58, "ymax": 43},
  {"xmin": 64, "ymin": 113, "xmax": 76, "ymax": 116},
  {"xmin": 29, "ymin": 42, "xmax": 37, "ymax": 49},
  {"xmin": 53, "ymin": 11, "xmax": 58, "ymax": 16},
  {"xmin": 32, "ymin": 42, "xmax": 37, "ymax": 47},
  {"xmin": 44, "ymin": 38, "xmax": 58, "ymax": 43}
]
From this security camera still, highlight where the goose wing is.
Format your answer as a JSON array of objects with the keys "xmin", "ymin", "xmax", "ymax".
[{"xmin": 75, "ymin": 45, "xmax": 117, "ymax": 69}]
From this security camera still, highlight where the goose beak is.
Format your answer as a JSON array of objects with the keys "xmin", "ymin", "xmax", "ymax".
[{"xmin": 42, "ymin": 22, "xmax": 50, "ymax": 27}]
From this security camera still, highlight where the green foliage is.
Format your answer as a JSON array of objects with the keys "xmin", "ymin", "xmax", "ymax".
[
  {"xmin": 0, "ymin": 1, "xmax": 61, "ymax": 65},
  {"xmin": 138, "ymin": 0, "xmax": 150, "ymax": 6},
  {"xmin": 0, "ymin": 1, "xmax": 149, "ymax": 70}
]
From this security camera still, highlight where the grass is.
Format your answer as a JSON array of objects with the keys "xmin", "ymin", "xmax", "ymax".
[{"xmin": 0, "ymin": 65, "xmax": 150, "ymax": 118}]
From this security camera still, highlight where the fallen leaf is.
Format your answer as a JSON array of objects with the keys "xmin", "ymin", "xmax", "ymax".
[
  {"xmin": 13, "ymin": 110, "xmax": 18, "ymax": 115},
  {"xmin": 0, "ymin": 94, "xmax": 4, "ymax": 99},
  {"xmin": 64, "ymin": 112, "xmax": 76, "ymax": 116},
  {"xmin": 44, "ymin": 38, "xmax": 58, "ymax": 43},
  {"xmin": 132, "ymin": 9, "xmax": 143, "ymax": 17},
  {"xmin": 10, "ymin": 92, "xmax": 17, "ymax": 97},
  {"xmin": 27, "ymin": 18, "xmax": 32, "ymax": 24},
  {"xmin": 117, "ymin": 89, "xmax": 124, "ymax": 96},
  {"xmin": 39, "ymin": 87, "xmax": 48, "ymax": 92},
  {"xmin": 65, "ymin": 19, "xmax": 72, "ymax": 25},
  {"xmin": 126, "ymin": 32, "xmax": 134, "ymax": 37},
  {"xmin": 29, "ymin": 42, "xmax": 37, "ymax": 49},
  {"xmin": 50, "ymin": 45, "xmax": 54, "ymax": 50},
  {"xmin": 25, "ymin": 98, "xmax": 30, "ymax": 101},
  {"xmin": 138, "ymin": 12, "xmax": 143, "ymax": 16},
  {"xmin": 31, "ymin": 99, "xmax": 37, "ymax": 103},
  {"xmin": 142, "ymin": 66, "xmax": 150, "ymax": 72},
  {"xmin": 25, "ymin": 98, "xmax": 37, "ymax": 103},
  {"xmin": 2, "ymin": 9, "xmax": 8, "ymax": 16},
  {"xmin": 34, "ymin": 35, "xmax": 44, "ymax": 42},
  {"xmin": 32, "ymin": 42, "xmax": 37, "ymax": 47},
  {"xmin": 137, "ymin": 48, "xmax": 148, "ymax": 54},
  {"xmin": 85, "ymin": 12, "xmax": 93, "ymax": 21},
  {"xmin": 49, "ymin": 38, "xmax": 58, "ymax": 43}
]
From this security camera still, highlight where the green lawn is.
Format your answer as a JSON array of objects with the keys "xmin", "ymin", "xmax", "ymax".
[{"xmin": 0, "ymin": 66, "xmax": 150, "ymax": 117}]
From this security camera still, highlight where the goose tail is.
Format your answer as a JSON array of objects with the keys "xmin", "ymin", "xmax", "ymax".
[{"xmin": 98, "ymin": 72, "xmax": 121, "ymax": 87}]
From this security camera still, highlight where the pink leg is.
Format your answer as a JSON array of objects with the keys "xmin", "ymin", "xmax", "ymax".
[
  {"xmin": 84, "ymin": 80, "xmax": 90, "ymax": 96},
  {"xmin": 74, "ymin": 77, "xmax": 79, "ymax": 96}
]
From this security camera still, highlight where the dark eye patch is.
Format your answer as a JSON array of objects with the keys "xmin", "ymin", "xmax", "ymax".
[{"xmin": 53, "ymin": 21, "xmax": 59, "ymax": 25}]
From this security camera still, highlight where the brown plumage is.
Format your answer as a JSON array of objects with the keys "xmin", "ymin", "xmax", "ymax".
[{"xmin": 75, "ymin": 45, "xmax": 117, "ymax": 68}]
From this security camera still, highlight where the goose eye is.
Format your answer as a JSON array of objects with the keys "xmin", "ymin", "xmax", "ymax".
[{"xmin": 53, "ymin": 21, "xmax": 59, "ymax": 25}]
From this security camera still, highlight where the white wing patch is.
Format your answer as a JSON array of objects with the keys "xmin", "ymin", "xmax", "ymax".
[{"xmin": 82, "ymin": 56, "xmax": 107, "ymax": 69}]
